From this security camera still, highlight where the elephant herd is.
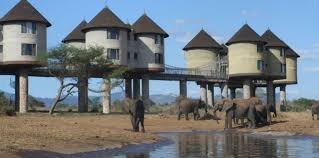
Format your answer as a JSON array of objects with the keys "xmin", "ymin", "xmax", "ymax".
[
  {"xmin": 176, "ymin": 96, "xmax": 275, "ymax": 129},
  {"xmin": 121, "ymin": 96, "xmax": 319, "ymax": 133}
]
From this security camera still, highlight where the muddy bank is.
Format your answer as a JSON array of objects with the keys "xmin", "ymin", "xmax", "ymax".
[{"xmin": 0, "ymin": 112, "xmax": 318, "ymax": 157}]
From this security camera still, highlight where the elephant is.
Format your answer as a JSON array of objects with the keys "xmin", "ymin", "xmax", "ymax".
[
  {"xmin": 255, "ymin": 104, "xmax": 268, "ymax": 126},
  {"xmin": 214, "ymin": 98, "xmax": 260, "ymax": 129},
  {"xmin": 312, "ymin": 104, "xmax": 319, "ymax": 120},
  {"xmin": 122, "ymin": 98, "xmax": 145, "ymax": 132},
  {"xmin": 177, "ymin": 97, "xmax": 206, "ymax": 120}
]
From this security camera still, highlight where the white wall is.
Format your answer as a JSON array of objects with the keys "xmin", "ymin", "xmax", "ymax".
[
  {"xmin": 2, "ymin": 22, "xmax": 47, "ymax": 64},
  {"xmin": 85, "ymin": 29, "xmax": 128, "ymax": 65}
]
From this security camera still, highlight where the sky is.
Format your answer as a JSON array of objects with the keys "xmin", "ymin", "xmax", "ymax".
[{"xmin": 0, "ymin": 0, "xmax": 318, "ymax": 100}]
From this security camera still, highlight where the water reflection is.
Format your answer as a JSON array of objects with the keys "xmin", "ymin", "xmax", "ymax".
[{"xmin": 116, "ymin": 132, "xmax": 319, "ymax": 158}]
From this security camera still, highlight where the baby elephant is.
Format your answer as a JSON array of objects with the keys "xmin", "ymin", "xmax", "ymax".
[
  {"xmin": 312, "ymin": 104, "xmax": 319, "ymax": 120},
  {"xmin": 128, "ymin": 99, "xmax": 145, "ymax": 133}
]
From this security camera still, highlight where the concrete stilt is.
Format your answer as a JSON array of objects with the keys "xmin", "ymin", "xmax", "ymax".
[
  {"xmin": 200, "ymin": 83, "xmax": 207, "ymax": 103},
  {"xmin": 243, "ymin": 79, "xmax": 251, "ymax": 99},
  {"xmin": 102, "ymin": 79, "xmax": 111, "ymax": 114},
  {"xmin": 267, "ymin": 80, "xmax": 276, "ymax": 113},
  {"xmin": 125, "ymin": 79, "xmax": 132, "ymax": 99},
  {"xmin": 19, "ymin": 69, "xmax": 28, "ymax": 113},
  {"xmin": 179, "ymin": 80, "xmax": 187, "ymax": 97},
  {"xmin": 15, "ymin": 75, "xmax": 20, "ymax": 112},
  {"xmin": 230, "ymin": 88, "xmax": 236, "ymax": 99},
  {"xmin": 280, "ymin": 85, "xmax": 287, "ymax": 112},
  {"xmin": 207, "ymin": 83, "xmax": 214, "ymax": 107},
  {"xmin": 133, "ymin": 79, "xmax": 140, "ymax": 99},
  {"xmin": 142, "ymin": 76, "xmax": 150, "ymax": 107},
  {"xmin": 251, "ymin": 86, "xmax": 256, "ymax": 97},
  {"xmin": 221, "ymin": 83, "xmax": 229, "ymax": 99},
  {"xmin": 78, "ymin": 77, "xmax": 88, "ymax": 113}
]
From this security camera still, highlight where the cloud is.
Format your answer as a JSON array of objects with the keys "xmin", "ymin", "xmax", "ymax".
[
  {"xmin": 173, "ymin": 19, "xmax": 206, "ymax": 25},
  {"xmin": 297, "ymin": 43, "xmax": 319, "ymax": 61},
  {"xmin": 303, "ymin": 67, "xmax": 319, "ymax": 72},
  {"xmin": 241, "ymin": 9, "xmax": 260, "ymax": 17}
]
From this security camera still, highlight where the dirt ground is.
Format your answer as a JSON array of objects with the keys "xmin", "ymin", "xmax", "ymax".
[{"xmin": 0, "ymin": 111, "xmax": 318, "ymax": 157}]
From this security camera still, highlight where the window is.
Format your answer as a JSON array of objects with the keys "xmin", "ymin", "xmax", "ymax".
[
  {"xmin": 21, "ymin": 44, "xmax": 36, "ymax": 56},
  {"xmin": 0, "ymin": 45, "xmax": 3, "ymax": 53},
  {"xmin": 257, "ymin": 44, "xmax": 264, "ymax": 53},
  {"xmin": 257, "ymin": 60, "xmax": 265, "ymax": 71},
  {"xmin": 107, "ymin": 49, "xmax": 120, "ymax": 60},
  {"xmin": 21, "ymin": 22, "xmax": 36, "ymax": 34},
  {"xmin": 107, "ymin": 28, "xmax": 119, "ymax": 40},
  {"xmin": 280, "ymin": 48, "xmax": 285, "ymax": 57},
  {"xmin": 127, "ymin": 51, "xmax": 130, "ymax": 61},
  {"xmin": 134, "ymin": 52, "xmax": 138, "ymax": 60},
  {"xmin": 281, "ymin": 64, "xmax": 286, "ymax": 73},
  {"xmin": 155, "ymin": 53, "xmax": 163, "ymax": 64},
  {"xmin": 155, "ymin": 35, "xmax": 163, "ymax": 45}
]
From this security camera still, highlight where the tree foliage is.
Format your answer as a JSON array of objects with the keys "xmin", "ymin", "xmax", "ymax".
[
  {"xmin": 287, "ymin": 98, "xmax": 317, "ymax": 112},
  {"xmin": 40, "ymin": 44, "xmax": 127, "ymax": 115}
]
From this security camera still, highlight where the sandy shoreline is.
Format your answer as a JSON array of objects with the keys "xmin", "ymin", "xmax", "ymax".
[{"xmin": 0, "ymin": 112, "xmax": 318, "ymax": 157}]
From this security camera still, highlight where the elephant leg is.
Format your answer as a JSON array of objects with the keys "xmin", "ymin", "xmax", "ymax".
[
  {"xmin": 317, "ymin": 114, "xmax": 319, "ymax": 120},
  {"xmin": 135, "ymin": 117, "xmax": 140, "ymax": 132},
  {"xmin": 186, "ymin": 113, "xmax": 189, "ymax": 120},
  {"xmin": 178, "ymin": 112, "xmax": 182, "ymax": 120},
  {"xmin": 140, "ymin": 118, "xmax": 145, "ymax": 133},
  {"xmin": 130, "ymin": 115, "xmax": 136, "ymax": 131},
  {"xmin": 193, "ymin": 112, "xmax": 196, "ymax": 120},
  {"xmin": 225, "ymin": 117, "xmax": 228, "ymax": 129},
  {"xmin": 229, "ymin": 116, "xmax": 233, "ymax": 129},
  {"xmin": 312, "ymin": 113, "xmax": 314, "ymax": 120}
]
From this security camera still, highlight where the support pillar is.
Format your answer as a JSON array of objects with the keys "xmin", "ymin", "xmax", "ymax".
[
  {"xmin": 133, "ymin": 79, "xmax": 140, "ymax": 99},
  {"xmin": 243, "ymin": 79, "xmax": 251, "ymax": 99},
  {"xmin": 251, "ymin": 86, "xmax": 256, "ymax": 97},
  {"xmin": 200, "ymin": 82, "xmax": 207, "ymax": 103},
  {"xmin": 230, "ymin": 88, "xmax": 236, "ymax": 99},
  {"xmin": 280, "ymin": 85, "xmax": 287, "ymax": 112},
  {"xmin": 15, "ymin": 75, "xmax": 20, "ymax": 112},
  {"xmin": 78, "ymin": 77, "xmax": 88, "ymax": 113},
  {"xmin": 267, "ymin": 80, "xmax": 276, "ymax": 121},
  {"xmin": 142, "ymin": 76, "xmax": 150, "ymax": 107},
  {"xmin": 102, "ymin": 79, "xmax": 111, "ymax": 114},
  {"xmin": 207, "ymin": 83, "xmax": 214, "ymax": 107},
  {"xmin": 125, "ymin": 79, "xmax": 132, "ymax": 99},
  {"xmin": 18, "ymin": 69, "xmax": 28, "ymax": 113},
  {"xmin": 221, "ymin": 83, "xmax": 228, "ymax": 99},
  {"xmin": 179, "ymin": 80, "xmax": 187, "ymax": 97}
]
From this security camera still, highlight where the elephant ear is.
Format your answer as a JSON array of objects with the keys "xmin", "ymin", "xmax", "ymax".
[{"xmin": 222, "ymin": 100, "xmax": 235, "ymax": 112}]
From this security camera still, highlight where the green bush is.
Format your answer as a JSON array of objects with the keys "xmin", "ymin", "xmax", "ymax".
[
  {"xmin": 0, "ymin": 91, "xmax": 12, "ymax": 113},
  {"xmin": 287, "ymin": 98, "xmax": 317, "ymax": 112}
]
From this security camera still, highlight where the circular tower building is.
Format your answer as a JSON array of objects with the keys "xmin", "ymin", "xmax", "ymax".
[
  {"xmin": 226, "ymin": 24, "xmax": 267, "ymax": 99},
  {"xmin": 274, "ymin": 47, "xmax": 300, "ymax": 110},
  {"xmin": 183, "ymin": 29, "xmax": 223, "ymax": 71},
  {"xmin": 62, "ymin": 20, "xmax": 87, "ymax": 48},
  {"xmin": 0, "ymin": 0, "xmax": 51, "ymax": 113},
  {"xmin": 132, "ymin": 14, "xmax": 169, "ymax": 72},
  {"xmin": 261, "ymin": 29, "xmax": 288, "ymax": 80},
  {"xmin": 82, "ymin": 7, "xmax": 129, "ymax": 66},
  {"xmin": 0, "ymin": 0, "xmax": 51, "ymax": 65}
]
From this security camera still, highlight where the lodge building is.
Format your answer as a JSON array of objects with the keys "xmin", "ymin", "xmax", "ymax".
[{"xmin": 0, "ymin": 0, "xmax": 300, "ymax": 113}]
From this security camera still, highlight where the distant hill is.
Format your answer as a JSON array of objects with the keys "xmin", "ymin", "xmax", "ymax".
[{"xmin": 3, "ymin": 90, "xmax": 280, "ymax": 107}]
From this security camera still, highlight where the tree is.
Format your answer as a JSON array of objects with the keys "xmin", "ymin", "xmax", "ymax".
[{"xmin": 40, "ymin": 44, "xmax": 126, "ymax": 115}]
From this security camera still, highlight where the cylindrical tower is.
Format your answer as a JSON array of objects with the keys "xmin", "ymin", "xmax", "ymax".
[
  {"xmin": 0, "ymin": 0, "xmax": 51, "ymax": 65},
  {"xmin": 82, "ymin": 7, "xmax": 129, "ymax": 66},
  {"xmin": 132, "ymin": 14, "xmax": 169, "ymax": 72},
  {"xmin": 62, "ymin": 20, "xmax": 87, "ymax": 48},
  {"xmin": 226, "ymin": 24, "xmax": 267, "ymax": 79},
  {"xmin": 261, "ymin": 29, "xmax": 288, "ymax": 80},
  {"xmin": 183, "ymin": 29, "xmax": 222, "ymax": 71},
  {"xmin": 274, "ymin": 48, "xmax": 300, "ymax": 85}
]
